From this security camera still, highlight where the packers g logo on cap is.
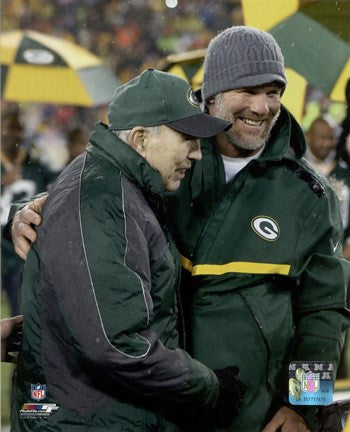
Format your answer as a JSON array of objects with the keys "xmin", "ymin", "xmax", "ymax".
[
  {"xmin": 187, "ymin": 88, "xmax": 200, "ymax": 107},
  {"xmin": 251, "ymin": 216, "xmax": 280, "ymax": 241}
]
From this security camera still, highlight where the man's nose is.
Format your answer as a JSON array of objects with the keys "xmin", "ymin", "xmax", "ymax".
[
  {"xmin": 188, "ymin": 147, "xmax": 202, "ymax": 161},
  {"xmin": 250, "ymin": 94, "xmax": 270, "ymax": 116}
]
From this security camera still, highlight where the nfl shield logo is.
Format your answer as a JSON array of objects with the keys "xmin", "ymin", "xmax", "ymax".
[
  {"xmin": 301, "ymin": 372, "xmax": 320, "ymax": 393},
  {"xmin": 31, "ymin": 384, "xmax": 46, "ymax": 401}
]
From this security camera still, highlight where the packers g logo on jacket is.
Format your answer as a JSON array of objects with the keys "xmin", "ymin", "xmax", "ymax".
[{"xmin": 251, "ymin": 216, "xmax": 280, "ymax": 241}]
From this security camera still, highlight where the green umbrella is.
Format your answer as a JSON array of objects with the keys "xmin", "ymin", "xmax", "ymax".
[{"xmin": 242, "ymin": 0, "xmax": 350, "ymax": 102}]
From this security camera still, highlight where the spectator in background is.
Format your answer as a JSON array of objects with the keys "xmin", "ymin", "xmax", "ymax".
[
  {"xmin": 66, "ymin": 127, "xmax": 89, "ymax": 164},
  {"xmin": 305, "ymin": 111, "xmax": 350, "ymax": 381},
  {"xmin": 306, "ymin": 115, "xmax": 350, "ymax": 260},
  {"xmin": 338, "ymin": 132, "xmax": 350, "ymax": 169},
  {"xmin": 1, "ymin": 108, "xmax": 52, "ymax": 316}
]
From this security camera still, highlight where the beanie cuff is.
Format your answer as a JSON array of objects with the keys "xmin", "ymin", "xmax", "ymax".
[
  {"xmin": 202, "ymin": 26, "xmax": 287, "ymax": 103},
  {"xmin": 203, "ymin": 72, "xmax": 286, "ymax": 102}
]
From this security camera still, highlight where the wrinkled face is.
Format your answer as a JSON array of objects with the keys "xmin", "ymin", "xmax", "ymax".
[
  {"xmin": 142, "ymin": 125, "xmax": 201, "ymax": 191},
  {"xmin": 209, "ymin": 84, "xmax": 282, "ymax": 151},
  {"xmin": 307, "ymin": 120, "xmax": 336, "ymax": 160}
]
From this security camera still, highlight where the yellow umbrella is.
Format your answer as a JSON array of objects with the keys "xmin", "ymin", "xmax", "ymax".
[
  {"xmin": 1, "ymin": 30, "xmax": 119, "ymax": 106},
  {"xmin": 242, "ymin": 0, "xmax": 350, "ymax": 102},
  {"xmin": 159, "ymin": 49, "xmax": 306, "ymax": 123}
]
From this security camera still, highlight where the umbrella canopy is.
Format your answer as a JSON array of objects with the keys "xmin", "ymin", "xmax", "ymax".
[
  {"xmin": 158, "ymin": 50, "xmax": 307, "ymax": 123},
  {"xmin": 1, "ymin": 30, "xmax": 119, "ymax": 106},
  {"xmin": 242, "ymin": 0, "xmax": 350, "ymax": 102}
]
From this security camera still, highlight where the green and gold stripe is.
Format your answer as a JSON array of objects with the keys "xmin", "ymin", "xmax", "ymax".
[{"xmin": 180, "ymin": 256, "xmax": 291, "ymax": 276}]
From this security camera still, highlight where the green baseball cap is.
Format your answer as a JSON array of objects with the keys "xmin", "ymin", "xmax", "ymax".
[{"xmin": 108, "ymin": 69, "xmax": 231, "ymax": 138}]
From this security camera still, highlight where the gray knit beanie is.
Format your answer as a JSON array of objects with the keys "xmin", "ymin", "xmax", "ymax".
[{"xmin": 202, "ymin": 26, "xmax": 287, "ymax": 102}]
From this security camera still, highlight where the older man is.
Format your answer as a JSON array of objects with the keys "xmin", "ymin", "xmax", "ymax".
[
  {"xmin": 10, "ymin": 69, "xmax": 246, "ymax": 432},
  {"xmin": 10, "ymin": 27, "xmax": 350, "ymax": 432}
]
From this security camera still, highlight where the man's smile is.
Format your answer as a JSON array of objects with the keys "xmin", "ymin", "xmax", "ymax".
[{"xmin": 240, "ymin": 117, "xmax": 264, "ymax": 127}]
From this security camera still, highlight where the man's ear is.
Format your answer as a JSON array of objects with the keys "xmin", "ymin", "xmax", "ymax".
[{"xmin": 129, "ymin": 127, "xmax": 147, "ymax": 155}]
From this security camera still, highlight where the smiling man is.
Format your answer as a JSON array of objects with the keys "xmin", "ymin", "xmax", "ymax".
[
  {"xmin": 165, "ymin": 26, "xmax": 350, "ymax": 432},
  {"xmin": 210, "ymin": 85, "xmax": 282, "ymax": 155}
]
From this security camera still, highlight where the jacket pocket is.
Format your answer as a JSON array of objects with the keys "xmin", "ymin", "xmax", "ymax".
[{"xmin": 240, "ymin": 282, "xmax": 296, "ymax": 394}]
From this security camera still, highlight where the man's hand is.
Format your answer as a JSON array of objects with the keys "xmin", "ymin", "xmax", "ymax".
[
  {"xmin": 1, "ymin": 315, "xmax": 23, "ymax": 364},
  {"xmin": 11, "ymin": 194, "xmax": 48, "ymax": 260},
  {"xmin": 262, "ymin": 407, "xmax": 310, "ymax": 432}
]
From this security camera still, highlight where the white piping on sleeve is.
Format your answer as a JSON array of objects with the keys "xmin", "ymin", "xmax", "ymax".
[
  {"xmin": 78, "ymin": 156, "xmax": 151, "ymax": 359},
  {"xmin": 121, "ymin": 179, "xmax": 151, "ymax": 328}
]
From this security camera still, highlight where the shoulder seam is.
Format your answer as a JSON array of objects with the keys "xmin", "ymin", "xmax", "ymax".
[{"xmin": 285, "ymin": 159, "xmax": 325, "ymax": 198}]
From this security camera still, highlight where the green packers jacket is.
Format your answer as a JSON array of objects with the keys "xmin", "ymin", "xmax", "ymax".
[
  {"xmin": 11, "ymin": 123, "xmax": 221, "ymax": 432},
  {"xmin": 166, "ymin": 107, "xmax": 350, "ymax": 432}
]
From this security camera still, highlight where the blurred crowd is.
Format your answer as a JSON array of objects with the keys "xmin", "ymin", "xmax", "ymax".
[{"xmin": 3, "ymin": 0, "xmax": 243, "ymax": 82}]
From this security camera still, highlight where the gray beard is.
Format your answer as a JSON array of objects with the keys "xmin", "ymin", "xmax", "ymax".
[{"xmin": 214, "ymin": 102, "xmax": 280, "ymax": 151}]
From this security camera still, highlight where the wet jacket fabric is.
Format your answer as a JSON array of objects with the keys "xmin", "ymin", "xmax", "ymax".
[
  {"xmin": 166, "ymin": 107, "xmax": 350, "ymax": 432},
  {"xmin": 330, "ymin": 160, "xmax": 350, "ymax": 241},
  {"xmin": 11, "ymin": 122, "xmax": 219, "ymax": 432}
]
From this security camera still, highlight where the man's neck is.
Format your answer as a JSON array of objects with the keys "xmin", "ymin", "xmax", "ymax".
[{"xmin": 215, "ymin": 132, "xmax": 263, "ymax": 158}]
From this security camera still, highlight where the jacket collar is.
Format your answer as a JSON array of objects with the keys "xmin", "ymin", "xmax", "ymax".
[{"xmin": 88, "ymin": 122, "xmax": 164, "ymax": 197}]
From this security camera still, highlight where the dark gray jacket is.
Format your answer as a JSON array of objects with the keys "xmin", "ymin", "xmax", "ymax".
[{"xmin": 11, "ymin": 123, "xmax": 219, "ymax": 431}]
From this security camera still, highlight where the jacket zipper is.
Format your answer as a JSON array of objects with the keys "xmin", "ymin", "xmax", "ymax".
[{"xmin": 192, "ymin": 161, "xmax": 251, "ymax": 259}]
